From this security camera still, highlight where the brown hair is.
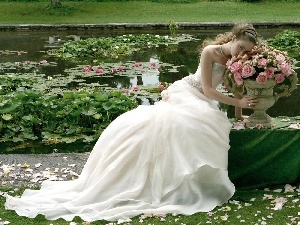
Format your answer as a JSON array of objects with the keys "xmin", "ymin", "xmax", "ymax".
[{"xmin": 199, "ymin": 23, "xmax": 258, "ymax": 53}]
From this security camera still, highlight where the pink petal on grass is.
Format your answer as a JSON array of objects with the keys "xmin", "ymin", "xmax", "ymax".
[
  {"xmin": 263, "ymin": 194, "xmax": 274, "ymax": 200},
  {"xmin": 271, "ymin": 197, "xmax": 287, "ymax": 210},
  {"xmin": 232, "ymin": 122, "xmax": 245, "ymax": 130},
  {"xmin": 288, "ymin": 123, "xmax": 300, "ymax": 129},
  {"xmin": 284, "ymin": 184, "xmax": 295, "ymax": 193}
]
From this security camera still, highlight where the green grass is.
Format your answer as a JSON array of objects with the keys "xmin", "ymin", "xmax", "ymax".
[
  {"xmin": 0, "ymin": 1, "xmax": 300, "ymax": 24},
  {"xmin": 1, "ymin": 183, "xmax": 300, "ymax": 224}
]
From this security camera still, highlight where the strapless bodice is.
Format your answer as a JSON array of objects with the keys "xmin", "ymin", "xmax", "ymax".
[{"xmin": 183, "ymin": 63, "xmax": 225, "ymax": 93}]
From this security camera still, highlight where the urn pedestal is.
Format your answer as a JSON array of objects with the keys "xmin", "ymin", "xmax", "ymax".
[{"xmin": 243, "ymin": 79, "xmax": 277, "ymax": 128}]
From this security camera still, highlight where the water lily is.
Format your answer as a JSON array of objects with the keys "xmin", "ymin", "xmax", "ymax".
[
  {"xmin": 94, "ymin": 68, "xmax": 104, "ymax": 74},
  {"xmin": 111, "ymin": 68, "xmax": 117, "ymax": 73},
  {"xmin": 83, "ymin": 65, "xmax": 92, "ymax": 72},
  {"xmin": 158, "ymin": 83, "xmax": 165, "ymax": 90},
  {"xmin": 150, "ymin": 62, "xmax": 156, "ymax": 68},
  {"xmin": 134, "ymin": 62, "xmax": 142, "ymax": 67},
  {"xmin": 40, "ymin": 60, "xmax": 47, "ymax": 64},
  {"xmin": 132, "ymin": 85, "xmax": 140, "ymax": 91}
]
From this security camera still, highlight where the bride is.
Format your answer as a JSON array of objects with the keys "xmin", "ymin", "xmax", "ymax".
[{"xmin": 5, "ymin": 23, "xmax": 259, "ymax": 222}]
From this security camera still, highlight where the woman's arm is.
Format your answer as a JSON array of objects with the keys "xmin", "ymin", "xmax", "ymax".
[
  {"xmin": 234, "ymin": 93, "xmax": 243, "ymax": 120},
  {"xmin": 200, "ymin": 46, "xmax": 257, "ymax": 109}
]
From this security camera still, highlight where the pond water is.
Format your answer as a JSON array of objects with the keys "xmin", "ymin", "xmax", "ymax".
[{"xmin": 0, "ymin": 27, "xmax": 299, "ymax": 153}]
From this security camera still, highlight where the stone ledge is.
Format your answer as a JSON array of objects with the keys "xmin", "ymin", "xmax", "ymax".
[{"xmin": 0, "ymin": 22, "xmax": 300, "ymax": 31}]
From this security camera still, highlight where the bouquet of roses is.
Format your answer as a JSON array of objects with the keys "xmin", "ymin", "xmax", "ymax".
[{"xmin": 224, "ymin": 43, "xmax": 298, "ymax": 99}]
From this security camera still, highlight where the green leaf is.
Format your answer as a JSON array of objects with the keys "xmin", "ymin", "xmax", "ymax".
[
  {"xmin": 0, "ymin": 102, "xmax": 20, "ymax": 113},
  {"xmin": 102, "ymin": 102, "xmax": 113, "ymax": 110}
]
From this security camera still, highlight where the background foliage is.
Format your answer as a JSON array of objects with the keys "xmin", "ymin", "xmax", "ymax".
[{"xmin": 0, "ymin": 29, "xmax": 299, "ymax": 152}]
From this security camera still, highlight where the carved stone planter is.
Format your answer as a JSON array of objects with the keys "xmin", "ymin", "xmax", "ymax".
[{"xmin": 243, "ymin": 79, "xmax": 277, "ymax": 128}]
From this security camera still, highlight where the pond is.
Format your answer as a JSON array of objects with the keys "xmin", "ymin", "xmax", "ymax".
[{"xmin": 0, "ymin": 27, "xmax": 299, "ymax": 153}]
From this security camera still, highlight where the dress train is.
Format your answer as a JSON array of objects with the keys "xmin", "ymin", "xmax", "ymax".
[{"xmin": 5, "ymin": 64, "xmax": 235, "ymax": 222}]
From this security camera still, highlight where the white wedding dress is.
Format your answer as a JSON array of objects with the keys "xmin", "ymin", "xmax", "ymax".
[{"xmin": 5, "ymin": 63, "xmax": 235, "ymax": 222}]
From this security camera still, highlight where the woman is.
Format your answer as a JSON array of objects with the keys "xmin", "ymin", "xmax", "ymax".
[{"xmin": 5, "ymin": 23, "xmax": 259, "ymax": 222}]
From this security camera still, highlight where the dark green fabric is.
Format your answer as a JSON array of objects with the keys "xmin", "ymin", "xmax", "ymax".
[{"xmin": 228, "ymin": 117, "xmax": 300, "ymax": 190}]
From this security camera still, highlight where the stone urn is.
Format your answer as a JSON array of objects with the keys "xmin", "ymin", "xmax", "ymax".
[{"xmin": 243, "ymin": 79, "xmax": 277, "ymax": 128}]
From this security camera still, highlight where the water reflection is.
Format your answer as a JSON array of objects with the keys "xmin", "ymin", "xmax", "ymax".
[{"xmin": 0, "ymin": 28, "xmax": 299, "ymax": 118}]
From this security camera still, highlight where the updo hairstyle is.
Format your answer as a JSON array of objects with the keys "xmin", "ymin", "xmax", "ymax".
[{"xmin": 199, "ymin": 23, "xmax": 258, "ymax": 54}]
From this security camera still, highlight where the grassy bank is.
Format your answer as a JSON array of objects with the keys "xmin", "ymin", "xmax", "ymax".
[{"xmin": 0, "ymin": 1, "xmax": 300, "ymax": 24}]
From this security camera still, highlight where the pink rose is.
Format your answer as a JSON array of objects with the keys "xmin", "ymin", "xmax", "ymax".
[
  {"xmin": 234, "ymin": 73, "xmax": 243, "ymax": 86},
  {"xmin": 256, "ymin": 72, "xmax": 267, "ymax": 84},
  {"xmin": 275, "ymin": 74, "xmax": 285, "ymax": 83},
  {"xmin": 276, "ymin": 54, "xmax": 285, "ymax": 62},
  {"xmin": 230, "ymin": 62, "xmax": 241, "ymax": 74},
  {"xmin": 280, "ymin": 62, "xmax": 291, "ymax": 76},
  {"xmin": 265, "ymin": 67, "xmax": 275, "ymax": 78},
  {"xmin": 257, "ymin": 58, "xmax": 268, "ymax": 67},
  {"xmin": 241, "ymin": 64, "xmax": 255, "ymax": 78}
]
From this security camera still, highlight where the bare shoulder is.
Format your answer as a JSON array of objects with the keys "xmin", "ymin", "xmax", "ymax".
[
  {"xmin": 201, "ymin": 45, "xmax": 215, "ymax": 56},
  {"xmin": 201, "ymin": 45, "xmax": 219, "ymax": 59},
  {"xmin": 201, "ymin": 45, "xmax": 225, "ymax": 65},
  {"xmin": 200, "ymin": 45, "xmax": 217, "ymax": 65}
]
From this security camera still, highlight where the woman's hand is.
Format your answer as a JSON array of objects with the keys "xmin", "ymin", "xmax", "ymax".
[
  {"xmin": 238, "ymin": 96, "xmax": 259, "ymax": 109},
  {"xmin": 234, "ymin": 94, "xmax": 256, "ymax": 120}
]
